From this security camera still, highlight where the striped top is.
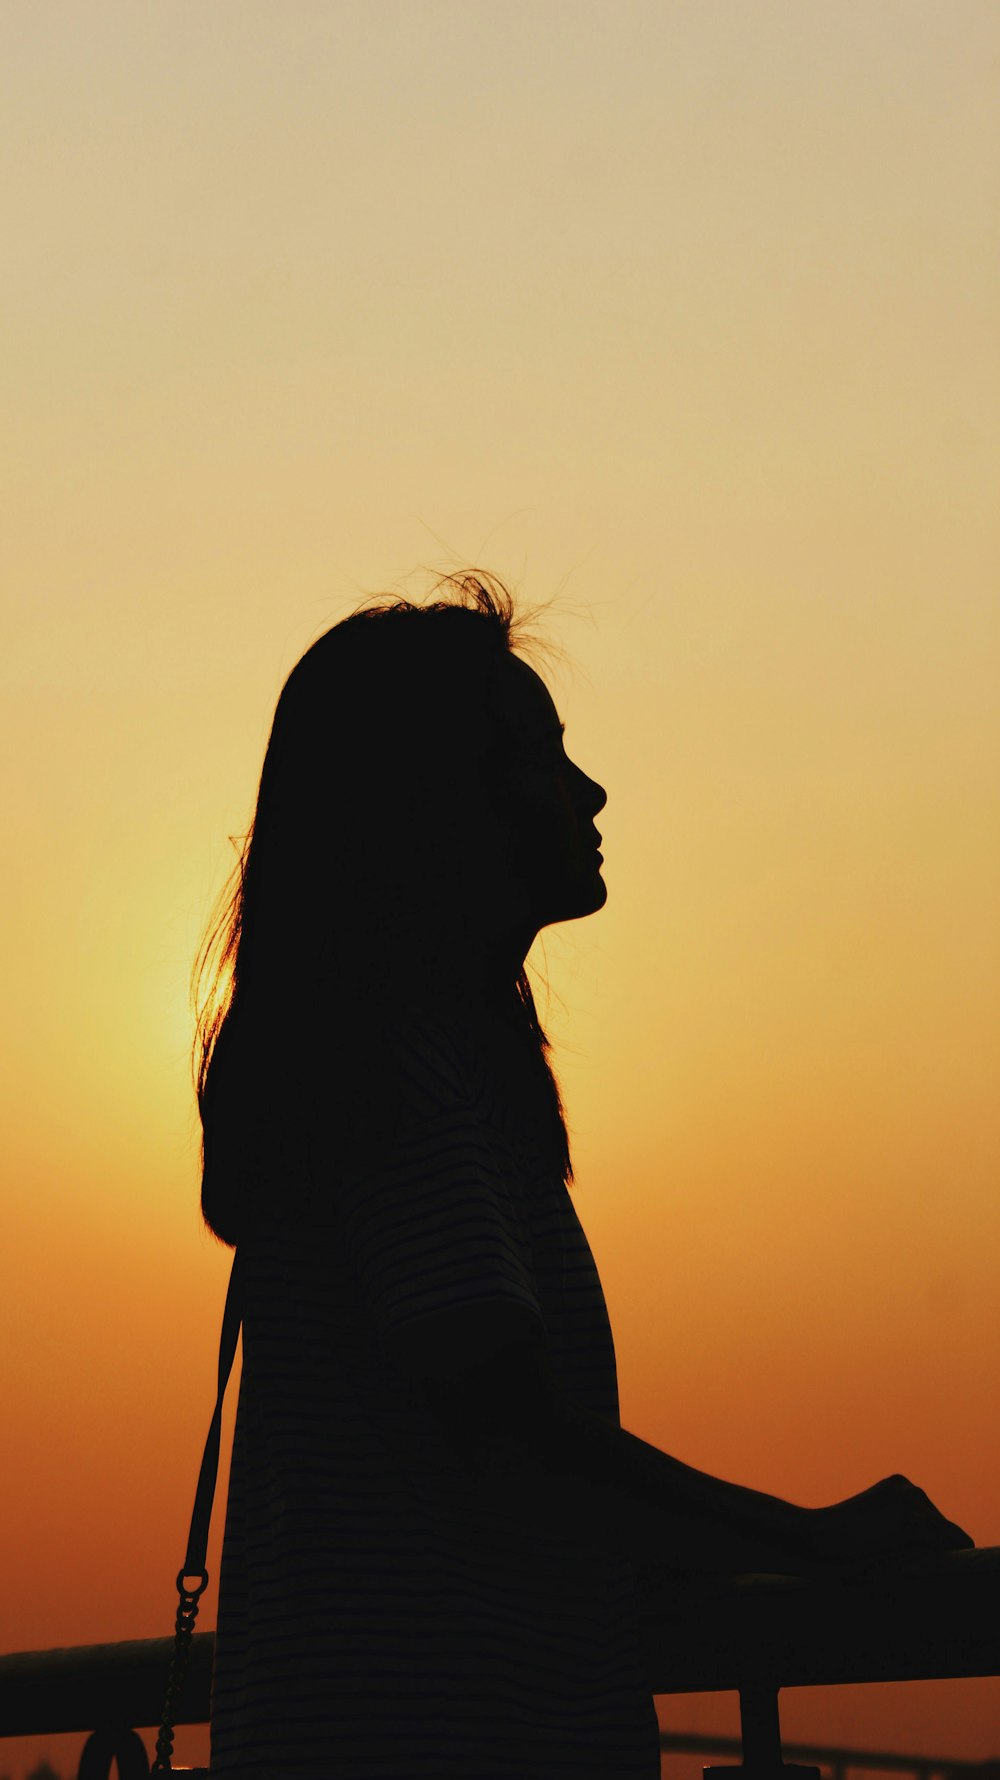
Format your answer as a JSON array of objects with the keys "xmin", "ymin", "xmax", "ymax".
[{"xmin": 209, "ymin": 1002, "xmax": 661, "ymax": 1778}]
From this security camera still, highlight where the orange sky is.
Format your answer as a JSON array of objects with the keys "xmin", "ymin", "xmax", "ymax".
[{"xmin": 3, "ymin": 2, "xmax": 998, "ymax": 1774}]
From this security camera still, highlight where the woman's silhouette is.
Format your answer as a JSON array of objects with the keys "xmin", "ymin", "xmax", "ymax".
[{"xmin": 193, "ymin": 573, "xmax": 972, "ymax": 1779}]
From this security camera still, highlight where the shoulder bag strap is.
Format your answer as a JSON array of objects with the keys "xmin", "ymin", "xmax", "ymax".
[
  {"xmin": 152, "ymin": 1246, "xmax": 243, "ymax": 1773},
  {"xmin": 184, "ymin": 1245, "xmax": 244, "ymax": 1576}
]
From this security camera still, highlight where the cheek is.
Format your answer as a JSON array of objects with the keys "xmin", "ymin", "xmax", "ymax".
[
  {"xmin": 520, "ymin": 789, "xmax": 578, "ymax": 871},
  {"xmin": 498, "ymin": 768, "xmax": 579, "ymax": 878}
]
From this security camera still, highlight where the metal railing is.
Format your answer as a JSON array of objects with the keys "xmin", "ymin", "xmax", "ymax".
[
  {"xmin": 661, "ymin": 1730, "xmax": 1000, "ymax": 1780},
  {"xmin": 658, "ymin": 1730, "xmax": 1000, "ymax": 1780},
  {"xmin": 2, "ymin": 1546, "xmax": 997, "ymax": 1779}
]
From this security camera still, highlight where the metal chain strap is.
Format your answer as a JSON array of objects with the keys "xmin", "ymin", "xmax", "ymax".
[{"xmin": 151, "ymin": 1567, "xmax": 209, "ymax": 1772}]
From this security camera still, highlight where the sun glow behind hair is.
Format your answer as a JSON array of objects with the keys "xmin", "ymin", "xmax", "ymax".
[{"xmin": 2, "ymin": 2, "xmax": 998, "ymax": 1773}]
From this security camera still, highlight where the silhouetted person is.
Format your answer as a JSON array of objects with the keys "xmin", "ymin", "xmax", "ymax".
[{"xmin": 194, "ymin": 573, "xmax": 973, "ymax": 1779}]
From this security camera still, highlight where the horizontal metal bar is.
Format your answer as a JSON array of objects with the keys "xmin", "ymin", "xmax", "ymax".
[
  {"xmin": 637, "ymin": 1544, "xmax": 1000, "ymax": 1694},
  {"xmin": 658, "ymin": 1733, "xmax": 995, "ymax": 1775},
  {"xmin": 0, "ymin": 1635, "xmax": 214, "ymax": 1738},
  {"xmin": 0, "ymin": 1548, "xmax": 997, "ymax": 1742}
]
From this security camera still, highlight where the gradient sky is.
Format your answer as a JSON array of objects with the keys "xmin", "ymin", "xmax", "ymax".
[{"xmin": 3, "ymin": 2, "xmax": 998, "ymax": 1773}]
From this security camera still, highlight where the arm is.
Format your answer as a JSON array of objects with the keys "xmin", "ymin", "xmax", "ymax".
[
  {"xmin": 388, "ymin": 1308, "xmax": 814, "ymax": 1573},
  {"xmin": 459, "ymin": 1336, "xmax": 814, "ymax": 1572},
  {"xmin": 386, "ymin": 1307, "xmax": 975, "ymax": 1576}
]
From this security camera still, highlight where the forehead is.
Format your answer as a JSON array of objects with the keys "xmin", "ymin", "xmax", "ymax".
[{"xmin": 491, "ymin": 653, "xmax": 561, "ymax": 741}]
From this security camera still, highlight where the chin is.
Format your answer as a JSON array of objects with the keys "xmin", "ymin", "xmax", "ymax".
[
  {"xmin": 546, "ymin": 876, "xmax": 608, "ymax": 925},
  {"xmin": 583, "ymin": 852, "xmax": 607, "ymax": 900},
  {"xmin": 587, "ymin": 875, "xmax": 609, "ymax": 913}
]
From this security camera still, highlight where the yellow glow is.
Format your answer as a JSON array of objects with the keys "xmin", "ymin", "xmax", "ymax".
[{"xmin": 4, "ymin": 2, "xmax": 998, "ymax": 1772}]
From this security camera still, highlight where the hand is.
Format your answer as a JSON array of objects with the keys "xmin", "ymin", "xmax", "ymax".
[{"xmin": 806, "ymin": 1475, "xmax": 975, "ymax": 1576}]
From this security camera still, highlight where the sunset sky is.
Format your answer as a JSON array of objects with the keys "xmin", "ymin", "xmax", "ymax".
[{"xmin": 3, "ymin": 1, "xmax": 998, "ymax": 1774}]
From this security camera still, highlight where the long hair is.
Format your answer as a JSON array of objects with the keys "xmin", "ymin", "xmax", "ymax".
[{"xmin": 191, "ymin": 572, "xmax": 576, "ymax": 1246}]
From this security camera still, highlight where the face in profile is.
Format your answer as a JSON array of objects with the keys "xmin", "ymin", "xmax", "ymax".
[{"xmin": 487, "ymin": 653, "xmax": 608, "ymax": 937}]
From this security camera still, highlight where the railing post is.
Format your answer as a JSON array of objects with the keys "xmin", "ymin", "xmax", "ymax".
[{"xmin": 703, "ymin": 1684, "xmax": 822, "ymax": 1780}]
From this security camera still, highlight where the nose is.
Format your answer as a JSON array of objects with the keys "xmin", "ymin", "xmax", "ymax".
[{"xmin": 581, "ymin": 771, "xmax": 607, "ymax": 818}]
